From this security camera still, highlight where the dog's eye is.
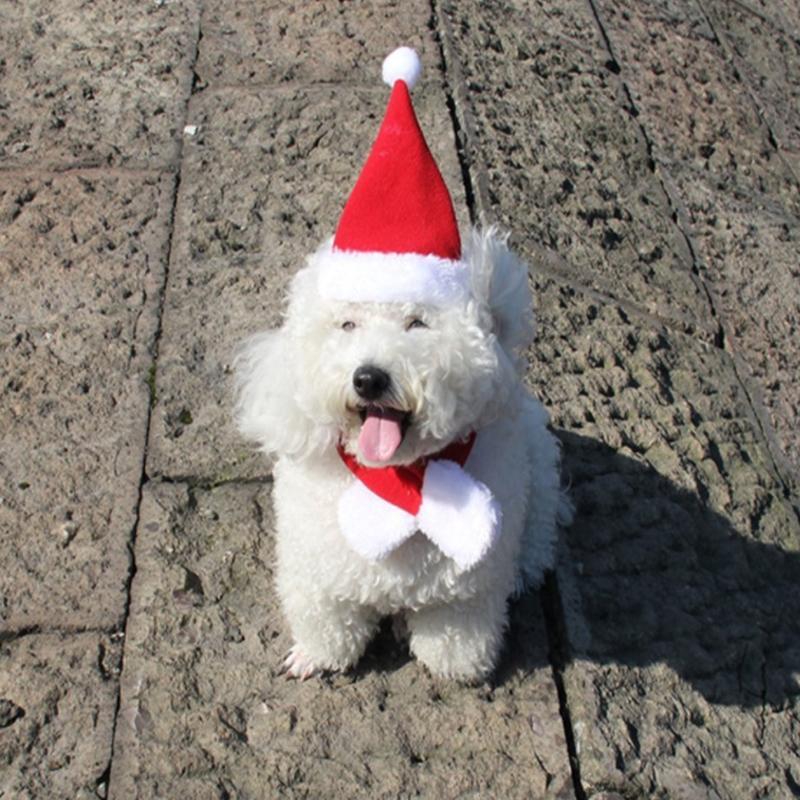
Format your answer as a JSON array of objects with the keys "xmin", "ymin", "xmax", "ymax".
[
  {"xmin": 341, "ymin": 321, "xmax": 356, "ymax": 331},
  {"xmin": 406, "ymin": 318, "xmax": 428, "ymax": 331}
]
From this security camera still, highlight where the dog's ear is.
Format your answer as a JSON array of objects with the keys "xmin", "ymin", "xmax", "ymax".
[
  {"xmin": 466, "ymin": 227, "xmax": 535, "ymax": 367},
  {"xmin": 234, "ymin": 329, "xmax": 314, "ymax": 460}
]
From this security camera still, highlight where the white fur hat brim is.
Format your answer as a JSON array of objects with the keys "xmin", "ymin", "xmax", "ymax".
[{"xmin": 317, "ymin": 247, "xmax": 471, "ymax": 307}]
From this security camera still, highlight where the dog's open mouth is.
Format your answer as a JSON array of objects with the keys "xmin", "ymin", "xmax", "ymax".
[{"xmin": 357, "ymin": 405, "xmax": 411, "ymax": 463}]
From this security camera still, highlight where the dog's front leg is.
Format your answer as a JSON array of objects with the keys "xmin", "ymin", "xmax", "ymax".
[
  {"xmin": 279, "ymin": 588, "xmax": 380, "ymax": 678},
  {"xmin": 406, "ymin": 591, "xmax": 508, "ymax": 682}
]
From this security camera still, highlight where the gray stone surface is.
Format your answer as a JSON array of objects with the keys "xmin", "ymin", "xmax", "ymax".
[
  {"xmin": 0, "ymin": 632, "xmax": 122, "ymax": 799},
  {"xmin": 529, "ymin": 276, "xmax": 800, "ymax": 798},
  {"xmin": 0, "ymin": 172, "xmax": 172, "ymax": 631},
  {"xmin": 2, "ymin": 0, "xmax": 800, "ymax": 797},
  {"xmin": 704, "ymin": 0, "xmax": 800, "ymax": 170},
  {"xmin": 148, "ymin": 84, "xmax": 467, "ymax": 482},
  {"xmin": 110, "ymin": 482, "xmax": 573, "ymax": 799},
  {"xmin": 439, "ymin": 0, "xmax": 714, "ymax": 339},
  {"xmin": 594, "ymin": 0, "xmax": 800, "ymax": 479},
  {"xmin": 744, "ymin": 0, "xmax": 800, "ymax": 37},
  {"xmin": 197, "ymin": 0, "xmax": 439, "ymax": 87},
  {"xmin": 0, "ymin": 0, "xmax": 198, "ymax": 169}
]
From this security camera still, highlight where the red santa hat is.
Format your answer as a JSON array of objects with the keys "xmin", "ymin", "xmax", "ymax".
[{"xmin": 318, "ymin": 47, "xmax": 469, "ymax": 306}]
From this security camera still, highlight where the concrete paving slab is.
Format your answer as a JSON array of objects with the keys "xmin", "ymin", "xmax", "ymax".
[
  {"xmin": 197, "ymin": 0, "xmax": 439, "ymax": 87},
  {"xmin": 142, "ymin": 251, "xmax": 284, "ymax": 484},
  {"xmin": 595, "ymin": 0, "xmax": 799, "ymax": 211},
  {"xmin": 173, "ymin": 84, "xmax": 468, "ymax": 263},
  {"xmin": 439, "ymin": 0, "xmax": 714, "ymax": 340},
  {"xmin": 0, "ymin": 632, "xmax": 121, "ymax": 800},
  {"xmin": 742, "ymin": 0, "xmax": 800, "ymax": 37},
  {"xmin": 0, "ymin": 0, "xmax": 198, "ymax": 169},
  {"xmin": 683, "ymin": 187, "xmax": 800, "ymax": 480},
  {"xmin": 0, "ymin": 171, "xmax": 172, "ymax": 631},
  {"xmin": 705, "ymin": 0, "xmax": 800, "ymax": 172},
  {"xmin": 110, "ymin": 481, "xmax": 574, "ymax": 799},
  {"xmin": 1, "ymin": 171, "xmax": 172, "ymax": 326},
  {"xmin": 148, "ymin": 83, "xmax": 468, "ymax": 481},
  {"xmin": 455, "ymin": 0, "xmax": 610, "ymax": 60},
  {"xmin": 527, "ymin": 276, "xmax": 800, "ymax": 798},
  {"xmin": 594, "ymin": 0, "xmax": 800, "ymax": 481}
]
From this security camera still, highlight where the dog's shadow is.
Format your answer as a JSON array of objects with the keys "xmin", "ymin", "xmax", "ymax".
[{"xmin": 357, "ymin": 430, "xmax": 800, "ymax": 710}]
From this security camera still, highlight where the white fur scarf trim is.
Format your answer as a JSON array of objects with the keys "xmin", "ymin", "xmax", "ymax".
[{"xmin": 338, "ymin": 459, "xmax": 502, "ymax": 570}]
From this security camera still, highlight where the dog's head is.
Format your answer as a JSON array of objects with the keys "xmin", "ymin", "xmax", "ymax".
[{"xmin": 235, "ymin": 228, "xmax": 534, "ymax": 466}]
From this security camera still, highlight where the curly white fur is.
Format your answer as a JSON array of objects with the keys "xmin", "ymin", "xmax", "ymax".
[{"xmin": 235, "ymin": 227, "xmax": 571, "ymax": 681}]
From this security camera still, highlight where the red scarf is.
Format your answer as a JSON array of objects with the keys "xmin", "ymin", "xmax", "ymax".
[{"xmin": 336, "ymin": 432, "xmax": 476, "ymax": 515}]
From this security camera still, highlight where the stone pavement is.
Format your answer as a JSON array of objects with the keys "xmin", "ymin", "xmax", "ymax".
[{"xmin": 1, "ymin": 0, "xmax": 798, "ymax": 797}]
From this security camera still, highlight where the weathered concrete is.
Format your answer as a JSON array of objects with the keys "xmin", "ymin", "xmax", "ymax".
[
  {"xmin": 743, "ymin": 0, "xmax": 800, "ymax": 38},
  {"xmin": 0, "ymin": 171, "xmax": 172, "ymax": 631},
  {"xmin": 442, "ymin": 0, "xmax": 800, "ymax": 484},
  {"xmin": 197, "ymin": 0, "xmax": 439, "ymax": 87},
  {"xmin": 0, "ymin": 0, "xmax": 199, "ymax": 169},
  {"xmin": 704, "ymin": 0, "xmax": 800, "ymax": 172},
  {"xmin": 147, "ymin": 84, "xmax": 467, "ymax": 482},
  {"xmin": 594, "ymin": 0, "xmax": 800, "ymax": 481},
  {"xmin": 110, "ymin": 482, "xmax": 573, "ymax": 799},
  {"xmin": 0, "ymin": 632, "xmax": 122, "ymax": 799},
  {"xmin": 531, "ymin": 276, "xmax": 800, "ymax": 798},
  {"xmin": 2, "ymin": 0, "xmax": 800, "ymax": 797}
]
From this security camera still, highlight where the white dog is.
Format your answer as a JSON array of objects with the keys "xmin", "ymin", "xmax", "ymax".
[
  {"xmin": 234, "ymin": 47, "xmax": 570, "ymax": 681},
  {"xmin": 234, "ymin": 228, "xmax": 571, "ymax": 681}
]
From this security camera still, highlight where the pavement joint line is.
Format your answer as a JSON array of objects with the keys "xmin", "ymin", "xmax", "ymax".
[
  {"xmin": 194, "ymin": 79, "xmax": 445, "ymax": 95},
  {"xmin": 526, "ymin": 247, "xmax": 716, "ymax": 340},
  {"xmin": 658, "ymin": 164, "xmax": 800, "ymax": 501},
  {"xmin": 433, "ymin": 0, "xmax": 492, "ymax": 217},
  {"xmin": 190, "ymin": 18, "xmax": 205, "ymax": 97},
  {"xmin": 429, "ymin": 0, "xmax": 478, "ymax": 227},
  {"xmin": 0, "ymin": 624, "xmax": 122, "ymax": 644},
  {"xmin": 651, "ymin": 169, "xmax": 727, "ymax": 349},
  {"xmin": 541, "ymin": 573, "xmax": 589, "ymax": 800},
  {"xmin": 146, "ymin": 473, "xmax": 275, "ymax": 491},
  {"xmin": 100, "ymin": 176, "xmax": 178, "ymax": 800},
  {"xmin": 0, "ymin": 165, "xmax": 176, "ymax": 179},
  {"xmin": 724, "ymin": 350, "xmax": 800, "ymax": 514},
  {"xmin": 102, "ymin": 7, "xmax": 204, "ymax": 795},
  {"xmin": 584, "ymin": 0, "xmax": 728, "ymax": 351},
  {"xmin": 694, "ymin": 0, "xmax": 800, "ymax": 187}
]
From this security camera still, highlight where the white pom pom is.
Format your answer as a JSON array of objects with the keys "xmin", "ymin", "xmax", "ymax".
[{"xmin": 382, "ymin": 47, "xmax": 422, "ymax": 90}]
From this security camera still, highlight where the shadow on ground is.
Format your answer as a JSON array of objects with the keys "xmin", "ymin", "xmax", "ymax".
[{"xmin": 542, "ymin": 430, "xmax": 799, "ymax": 710}]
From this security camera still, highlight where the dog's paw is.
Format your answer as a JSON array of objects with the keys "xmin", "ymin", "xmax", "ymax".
[{"xmin": 280, "ymin": 644, "xmax": 319, "ymax": 681}]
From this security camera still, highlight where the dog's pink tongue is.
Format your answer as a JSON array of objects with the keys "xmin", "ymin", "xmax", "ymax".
[{"xmin": 359, "ymin": 408, "xmax": 404, "ymax": 463}]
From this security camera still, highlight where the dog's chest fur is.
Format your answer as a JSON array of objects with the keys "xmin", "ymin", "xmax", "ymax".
[{"xmin": 272, "ymin": 413, "xmax": 533, "ymax": 614}]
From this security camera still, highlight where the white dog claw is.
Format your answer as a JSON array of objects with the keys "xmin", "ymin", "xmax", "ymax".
[{"xmin": 281, "ymin": 645, "xmax": 318, "ymax": 680}]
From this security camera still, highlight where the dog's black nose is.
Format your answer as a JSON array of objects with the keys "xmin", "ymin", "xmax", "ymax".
[{"xmin": 353, "ymin": 365, "xmax": 391, "ymax": 400}]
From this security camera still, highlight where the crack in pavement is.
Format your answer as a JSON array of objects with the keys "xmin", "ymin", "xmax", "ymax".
[{"xmin": 102, "ymin": 7, "xmax": 205, "ymax": 797}]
